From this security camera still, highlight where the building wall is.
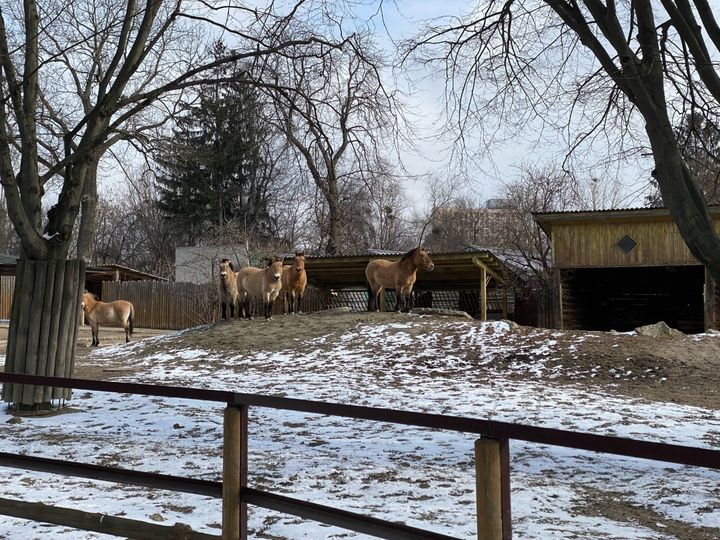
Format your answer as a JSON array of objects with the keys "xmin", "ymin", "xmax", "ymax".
[
  {"xmin": 175, "ymin": 246, "xmax": 249, "ymax": 284},
  {"xmin": 551, "ymin": 217, "xmax": 720, "ymax": 268}
]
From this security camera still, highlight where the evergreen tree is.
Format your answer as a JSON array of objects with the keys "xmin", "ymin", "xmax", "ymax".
[{"xmin": 155, "ymin": 43, "xmax": 276, "ymax": 245}]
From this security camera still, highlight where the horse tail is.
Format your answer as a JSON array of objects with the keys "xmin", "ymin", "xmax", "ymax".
[{"xmin": 128, "ymin": 305, "xmax": 135, "ymax": 336}]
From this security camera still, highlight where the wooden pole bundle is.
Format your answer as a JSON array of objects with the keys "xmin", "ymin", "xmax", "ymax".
[{"xmin": 2, "ymin": 258, "xmax": 85, "ymax": 408}]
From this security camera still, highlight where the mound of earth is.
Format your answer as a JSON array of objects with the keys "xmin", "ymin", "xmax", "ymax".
[{"xmin": 73, "ymin": 311, "xmax": 720, "ymax": 410}]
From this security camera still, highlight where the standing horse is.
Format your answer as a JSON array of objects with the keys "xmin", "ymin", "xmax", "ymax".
[
  {"xmin": 282, "ymin": 251, "xmax": 307, "ymax": 314},
  {"xmin": 237, "ymin": 258, "xmax": 284, "ymax": 320},
  {"xmin": 81, "ymin": 292, "xmax": 135, "ymax": 346},
  {"xmin": 366, "ymin": 246, "xmax": 435, "ymax": 312},
  {"xmin": 218, "ymin": 258, "xmax": 239, "ymax": 320}
]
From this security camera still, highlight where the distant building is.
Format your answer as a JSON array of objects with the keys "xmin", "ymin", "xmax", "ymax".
[{"xmin": 175, "ymin": 245, "xmax": 250, "ymax": 284}]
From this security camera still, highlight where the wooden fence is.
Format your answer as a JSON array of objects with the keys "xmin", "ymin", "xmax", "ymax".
[
  {"xmin": 0, "ymin": 372, "xmax": 718, "ymax": 540},
  {"xmin": 0, "ymin": 276, "xmax": 14, "ymax": 320},
  {"xmin": 102, "ymin": 281, "xmax": 333, "ymax": 330}
]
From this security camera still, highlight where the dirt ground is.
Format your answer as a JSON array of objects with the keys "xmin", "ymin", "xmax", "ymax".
[{"xmin": 14, "ymin": 310, "xmax": 714, "ymax": 411}]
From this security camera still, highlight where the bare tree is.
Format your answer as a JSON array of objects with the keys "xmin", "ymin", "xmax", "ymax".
[
  {"xmin": 259, "ymin": 32, "xmax": 406, "ymax": 255},
  {"xmin": 403, "ymin": 0, "xmax": 720, "ymax": 281},
  {"xmin": 499, "ymin": 163, "xmax": 582, "ymax": 280},
  {"xmin": 0, "ymin": 0, "xmax": 349, "ymax": 408}
]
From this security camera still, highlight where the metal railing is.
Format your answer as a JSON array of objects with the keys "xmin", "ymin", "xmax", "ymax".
[{"xmin": 0, "ymin": 372, "xmax": 718, "ymax": 540}]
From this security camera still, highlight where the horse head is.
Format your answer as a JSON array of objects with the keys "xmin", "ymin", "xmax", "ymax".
[
  {"xmin": 293, "ymin": 251, "xmax": 306, "ymax": 272},
  {"xmin": 414, "ymin": 246, "xmax": 434, "ymax": 271},
  {"xmin": 218, "ymin": 258, "xmax": 234, "ymax": 277},
  {"xmin": 267, "ymin": 259, "xmax": 284, "ymax": 283},
  {"xmin": 81, "ymin": 291, "xmax": 97, "ymax": 311}
]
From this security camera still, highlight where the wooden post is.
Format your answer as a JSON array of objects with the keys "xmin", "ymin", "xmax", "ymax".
[
  {"xmin": 501, "ymin": 287, "xmax": 508, "ymax": 320},
  {"xmin": 222, "ymin": 404, "xmax": 248, "ymax": 540},
  {"xmin": 475, "ymin": 438, "xmax": 511, "ymax": 540},
  {"xmin": 480, "ymin": 266, "xmax": 487, "ymax": 321}
]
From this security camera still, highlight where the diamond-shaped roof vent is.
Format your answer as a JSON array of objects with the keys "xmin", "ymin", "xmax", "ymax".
[{"xmin": 617, "ymin": 234, "xmax": 637, "ymax": 254}]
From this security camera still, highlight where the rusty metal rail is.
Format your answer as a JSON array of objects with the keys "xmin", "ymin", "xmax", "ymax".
[{"xmin": 0, "ymin": 372, "xmax": 719, "ymax": 540}]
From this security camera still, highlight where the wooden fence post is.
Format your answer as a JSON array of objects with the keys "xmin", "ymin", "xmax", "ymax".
[
  {"xmin": 222, "ymin": 404, "xmax": 248, "ymax": 540},
  {"xmin": 475, "ymin": 437, "xmax": 511, "ymax": 540}
]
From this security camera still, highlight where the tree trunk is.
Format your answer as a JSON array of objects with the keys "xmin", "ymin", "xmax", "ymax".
[
  {"xmin": 644, "ymin": 119, "xmax": 720, "ymax": 282},
  {"xmin": 2, "ymin": 258, "xmax": 85, "ymax": 410},
  {"xmin": 76, "ymin": 157, "xmax": 99, "ymax": 262}
]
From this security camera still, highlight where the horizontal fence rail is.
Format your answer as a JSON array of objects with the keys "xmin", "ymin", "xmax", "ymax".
[
  {"xmin": 1, "ymin": 373, "xmax": 718, "ymax": 470},
  {"xmin": 0, "ymin": 372, "xmax": 719, "ymax": 540}
]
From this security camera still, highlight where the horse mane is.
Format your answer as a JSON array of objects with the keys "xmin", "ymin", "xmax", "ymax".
[{"xmin": 400, "ymin": 247, "xmax": 420, "ymax": 261}]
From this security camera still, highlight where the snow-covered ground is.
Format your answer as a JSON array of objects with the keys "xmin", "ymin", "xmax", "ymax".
[{"xmin": 0, "ymin": 319, "xmax": 718, "ymax": 539}]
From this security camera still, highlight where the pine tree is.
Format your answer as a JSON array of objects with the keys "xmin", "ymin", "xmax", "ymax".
[{"xmin": 155, "ymin": 43, "xmax": 276, "ymax": 244}]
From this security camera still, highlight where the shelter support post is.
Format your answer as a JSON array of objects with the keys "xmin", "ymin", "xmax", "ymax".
[
  {"xmin": 222, "ymin": 404, "xmax": 248, "ymax": 540},
  {"xmin": 480, "ymin": 266, "xmax": 487, "ymax": 321},
  {"xmin": 475, "ymin": 437, "xmax": 512, "ymax": 540}
]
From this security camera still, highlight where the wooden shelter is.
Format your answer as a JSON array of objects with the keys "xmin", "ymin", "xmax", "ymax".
[
  {"xmin": 0, "ymin": 259, "xmax": 168, "ymax": 320},
  {"xmin": 534, "ymin": 207, "xmax": 720, "ymax": 333},
  {"xmin": 290, "ymin": 248, "xmax": 522, "ymax": 320}
]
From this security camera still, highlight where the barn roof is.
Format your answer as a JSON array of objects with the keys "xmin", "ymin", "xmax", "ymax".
[
  {"xmin": 0, "ymin": 259, "xmax": 168, "ymax": 282},
  {"xmin": 289, "ymin": 247, "xmax": 523, "ymax": 290},
  {"xmin": 533, "ymin": 206, "xmax": 720, "ymax": 237}
]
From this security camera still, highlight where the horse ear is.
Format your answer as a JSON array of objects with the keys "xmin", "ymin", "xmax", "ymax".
[{"xmin": 296, "ymin": 251, "xmax": 305, "ymax": 257}]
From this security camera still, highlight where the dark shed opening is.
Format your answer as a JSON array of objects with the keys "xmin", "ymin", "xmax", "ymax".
[{"xmin": 561, "ymin": 266, "xmax": 705, "ymax": 333}]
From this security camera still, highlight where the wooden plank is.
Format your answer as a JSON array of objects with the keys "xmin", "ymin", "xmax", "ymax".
[
  {"xmin": 0, "ymin": 496, "xmax": 218, "ymax": 540},
  {"xmin": 43, "ymin": 261, "xmax": 66, "ymax": 402},
  {"xmin": 21, "ymin": 261, "xmax": 48, "ymax": 404},
  {"xmin": 475, "ymin": 438, "xmax": 511, "ymax": 540},
  {"xmin": 9, "ymin": 259, "xmax": 35, "ymax": 404},
  {"xmin": 222, "ymin": 405, "xmax": 248, "ymax": 540},
  {"xmin": 2, "ymin": 261, "xmax": 23, "ymax": 402}
]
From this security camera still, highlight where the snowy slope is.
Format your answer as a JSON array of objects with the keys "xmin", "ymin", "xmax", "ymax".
[{"xmin": 0, "ymin": 318, "xmax": 718, "ymax": 539}]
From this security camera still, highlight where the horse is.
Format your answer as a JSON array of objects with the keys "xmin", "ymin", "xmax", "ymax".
[
  {"xmin": 81, "ymin": 291, "xmax": 135, "ymax": 346},
  {"xmin": 237, "ymin": 257, "xmax": 284, "ymax": 320},
  {"xmin": 282, "ymin": 251, "xmax": 307, "ymax": 314},
  {"xmin": 365, "ymin": 246, "xmax": 435, "ymax": 313},
  {"xmin": 218, "ymin": 258, "xmax": 239, "ymax": 320}
]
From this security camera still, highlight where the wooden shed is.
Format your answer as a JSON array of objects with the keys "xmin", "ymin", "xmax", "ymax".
[
  {"xmin": 534, "ymin": 207, "xmax": 720, "ymax": 333},
  {"xmin": 293, "ymin": 248, "xmax": 523, "ymax": 320}
]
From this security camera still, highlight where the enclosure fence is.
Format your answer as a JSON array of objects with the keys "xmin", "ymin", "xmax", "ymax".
[{"xmin": 0, "ymin": 372, "xmax": 718, "ymax": 540}]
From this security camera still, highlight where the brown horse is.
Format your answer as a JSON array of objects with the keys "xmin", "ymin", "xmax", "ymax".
[
  {"xmin": 237, "ymin": 258, "xmax": 284, "ymax": 320},
  {"xmin": 282, "ymin": 251, "xmax": 307, "ymax": 314},
  {"xmin": 366, "ymin": 246, "xmax": 435, "ymax": 312},
  {"xmin": 218, "ymin": 258, "xmax": 239, "ymax": 320},
  {"xmin": 81, "ymin": 292, "xmax": 135, "ymax": 346}
]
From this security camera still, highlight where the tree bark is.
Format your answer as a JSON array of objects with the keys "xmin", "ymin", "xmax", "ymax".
[
  {"xmin": 76, "ymin": 157, "xmax": 100, "ymax": 262},
  {"xmin": 2, "ymin": 258, "xmax": 85, "ymax": 409}
]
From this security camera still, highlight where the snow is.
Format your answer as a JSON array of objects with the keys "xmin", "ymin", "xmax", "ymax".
[{"xmin": 0, "ymin": 318, "xmax": 718, "ymax": 539}]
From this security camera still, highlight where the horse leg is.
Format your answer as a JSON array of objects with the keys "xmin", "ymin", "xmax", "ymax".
[
  {"xmin": 124, "ymin": 321, "xmax": 130, "ymax": 343},
  {"xmin": 289, "ymin": 292, "xmax": 296, "ymax": 315},
  {"xmin": 394, "ymin": 286, "xmax": 403, "ymax": 312},
  {"xmin": 91, "ymin": 323, "xmax": 99, "ymax": 347},
  {"xmin": 296, "ymin": 293, "xmax": 303, "ymax": 314},
  {"xmin": 221, "ymin": 301, "xmax": 228, "ymax": 321},
  {"xmin": 404, "ymin": 289, "xmax": 414, "ymax": 313},
  {"xmin": 230, "ymin": 300, "xmax": 235, "ymax": 320}
]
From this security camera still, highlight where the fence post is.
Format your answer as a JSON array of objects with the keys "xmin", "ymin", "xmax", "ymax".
[
  {"xmin": 475, "ymin": 437, "xmax": 511, "ymax": 540},
  {"xmin": 222, "ymin": 404, "xmax": 248, "ymax": 540}
]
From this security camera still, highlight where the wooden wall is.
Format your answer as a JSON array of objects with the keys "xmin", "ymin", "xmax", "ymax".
[{"xmin": 550, "ymin": 218, "xmax": 719, "ymax": 268}]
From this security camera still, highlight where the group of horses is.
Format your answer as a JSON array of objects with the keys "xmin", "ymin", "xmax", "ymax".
[
  {"xmin": 218, "ymin": 251, "xmax": 308, "ymax": 321},
  {"xmin": 77, "ymin": 246, "xmax": 435, "ymax": 347},
  {"xmin": 218, "ymin": 245, "xmax": 435, "ymax": 319}
]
